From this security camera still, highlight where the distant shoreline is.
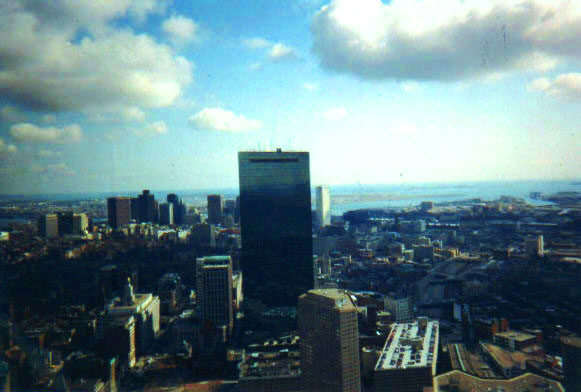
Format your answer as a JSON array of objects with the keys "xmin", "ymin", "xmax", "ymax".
[{"xmin": 332, "ymin": 193, "xmax": 465, "ymax": 205}]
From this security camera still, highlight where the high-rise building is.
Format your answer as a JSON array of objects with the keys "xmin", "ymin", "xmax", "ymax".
[
  {"xmin": 107, "ymin": 197, "xmax": 132, "ymax": 229},
  {"xmin": 561, "ymin": 335, "xmax": 581, "ymax": 391},
  {"xmin": 238, "ymin": 150, "xmax": 313, "ymax": 304},
  {"xmin": 207, "ymin": 194, "xmax": 224, "ymax": 225},
  {"xmin": 58, "ymin": 212, "xmax": 89, "ymax": 235},
  {"xmin": 298, "ymin": 289, "xmax": 360, "ymax": 392},
  {"xmin": 138, "ymin": 190, "xmax": 156, "ymax": 223},
  {"xmin": 38, "ymin": 214, "xmax": 59, "ymax": 237},
  {"xmin": 130, "ymin": 197, "xmax": 139, "ymax": 222},
  {"xmin": 167, "ymin": 193, "xmax": 186, "ymax": 225},
  {"xmin": 195, "ymin": 256, "xmax": 233, "ymax": 341},
  {"xmin": 524, "ymin": 235, "xmax": 544, "ymax": 257},
  {"xmin": 159, "ymin": 203, "xmax": 174, "ymax": 225},
  {"xmin": 316, "ymin": 185, "xmax": 331, "ymax": 227}
]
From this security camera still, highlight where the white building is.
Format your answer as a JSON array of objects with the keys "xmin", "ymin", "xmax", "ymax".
[
  {"xmin": 384, "ymin": 296, "xmax": 413, "ymax": 322},
  {"xmin": 374, "ymin": 318, "xmax": 439, "ymax": 392},
  {"xmin": 316, "ymin": 185, "xmax": 331, "ymax": 227},
  {"xmin": 104, "ymin": 278, "xmax": 160, "ymax": 355}
]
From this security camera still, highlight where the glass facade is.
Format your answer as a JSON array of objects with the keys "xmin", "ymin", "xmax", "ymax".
[{"xmin": 238, "ymin": 151, "xmax": 313, "ymax": 305}]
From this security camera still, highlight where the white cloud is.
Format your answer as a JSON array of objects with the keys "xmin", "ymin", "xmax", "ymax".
[
  {"xmin": 1, "ymin": 106, "xmax": 27, "ymax": 123},
  {"xmin": 269, "ymin": 43, "xmax": 300, "ymax": 63},
  {"xmin": 242, "ymin": 37, "xmax": 272, "ymax": 49},
  {"xmin": 123, "ymin": 107, "xmax": 146, "ymax": 122},
  {"xmin": 402, "ymin": 82, "xmax": 422, "ymax": 92},
  {"xmin": 189, "ymin": 108, "xmax": 263, "ymax": 132},
  {"xmin": 528, "ymin": 73, "xmax": 581, "ymax": 100},
  {"xmin": 10, "ymin": 123, "xmax": 82, "ymax": 144},
  {"xmin": 311, "ymin": 0, "xmax": 581, "ymax": 81},
  {"xmin": 0, "ymin": 138, "xmax": 18, "ymax": 155},
  {"xmin": 393, "ymin": 123, "xmax": 419, "ymax": 135},
  {"xmin": 129, "ymin": 0, "xmax": 169, "ymax": 23},
  {"xmin": 38, "ymin": 149, "xmax": 62, "ymax": 158},
  {"xmin": 134, "ymin": 121, "xmax": 168, "ymax": 136},
  {"xmin": 323, "ymin": 107, "xmax": 348, "ymax": 121},
  {"xmin": 303, "ymin": 83, "xmax": 319, "ymax": 91},
  {"xmin": 0, "ymin": 1, "xmax": 193, "ymax": 113},
  {"xmin": 162, "ymin": 15, "xmax": 199, "ymax": 45},
  {"xmin": 31, "ymin": 162, "xmax": 75, "ymax": 176}
]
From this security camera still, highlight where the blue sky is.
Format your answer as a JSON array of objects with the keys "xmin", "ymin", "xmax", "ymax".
[{"xmin": 0, "ymin": 0, "xmax": 579, "ymax": 194}]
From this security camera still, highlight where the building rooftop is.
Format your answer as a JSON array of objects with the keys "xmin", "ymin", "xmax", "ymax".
[
  {"xmin": 107, "ymin": 293, "xmax": 154, "ymax": 313},
  {"xmin": 495, "ymin": 330, "xmax": 536, "ymax": 342},
  {"xmin": 433, "ymin": 370, "xmax": 564, "ymax": 392},
  {"xmin": 240, "ymin": 335, "xmax": 301, "ymax": 379},
  {"xmin": 481, "ymin": 343, "xmax": 541, "ymax": 370},
  {"xmin": 198, "ymin": 255, "xmax": 231, "ymax": 266},
  {"xmin": 303, "ymin": 289, "xmax": 357, "ymax": 310},
  {"xmin": 375, "ymin": 319, "xmax": 439, "ymax": 371},
  {"xmin": 560, "ymin": 335, "xmax": 581, "ymax": 348}
]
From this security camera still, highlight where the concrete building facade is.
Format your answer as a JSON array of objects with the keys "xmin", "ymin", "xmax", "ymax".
[{"xmin": 299, "ymin": 289, "xmax": 360, "ymax": 392}]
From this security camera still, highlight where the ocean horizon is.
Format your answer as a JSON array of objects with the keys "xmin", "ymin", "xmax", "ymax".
[{"xmin": 1, "ymin": 179, "xmax": 579, "ymax": 215}]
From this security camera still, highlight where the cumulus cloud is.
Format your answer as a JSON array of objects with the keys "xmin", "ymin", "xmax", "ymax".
[
  {"xmin": 311, "ymin": 0, "xmax": 581, "ymax": 81},
  {"xmin": 402, "ymin": 82, "xmax": 422, "ymax": 93},
  {"xmin": 134, "ymin": 121, "xmax": 169, "ymax": 136},
  {"xmin": 162, "ymin": 15, "xmax": 199, "ymax": 45},
  {"xmin": 123, "ymin": 107, "xmax": 147, "ymax": 122},
  {"xmin": 269, "ymin": 43, "xmax": 300, "ymax": 62},
  {"xmin": 31, "ymin": 162, "xmax": 75, "ymax": 176},
  {"xmin": 1, "ymin": 106, "xmax": 27, "ymax": 123},
  {"xmin": 0, "ymin": 138, "xmax": 18, "ymax": 155},
  {"xmin": 38, "ymin": 149, "xmax": 62, "ymax": 158},
  {"xmin": 0, "ymin": 1, "xmax": 193, "ymax": 113},
  {"xmin": 129, "ymin": 0, "xmax": 169, "ymax": 22},
  {"xmin": 528, "ymin": 73, "xmax": 581, "ymax": 100},
  {"xmin": 10, "ymin": 123, "xmax": 82, "ymax": 144},
  {"xmin": 189, "ymin": 108, "xmax": 263, "ymax": 132},
  {"xmin": 242, "ymin": 37, "xmax": 272, "ymax": 49},
  {"xmin": 303, "ymin": 83, "xmax": 319, "ymax": 91},
  {"xmin": 323, "ymin": 107, "xmax": 348, "ymax": 121}
]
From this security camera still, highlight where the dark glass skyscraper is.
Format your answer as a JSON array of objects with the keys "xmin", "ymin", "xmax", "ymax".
[{"xmin": 238, "ymin": 150, "xmax": 313, "ymax": 305}]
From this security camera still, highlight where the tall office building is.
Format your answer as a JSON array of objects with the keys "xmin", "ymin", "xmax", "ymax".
[
  {"xmin": 167, "ymin": 193, "xmax": 186, "ymax": 224},
  {"xmin": 195, "ymin": 256, "xmax": 233, "ymax": 340},
  {"xmin": 561, "ymin": 335, "xmax": 581, "ymax": 391},
  {"xmin": 159, "ymin": 203, "xmax": 174, "ymax": 225},
  {"xmin": 238, "ymin": 150, "xmax": 313, "ymax": 304},
  {"xmin": 38, "ymin": 214, "xmax": 59, "ymax": 237},
  {"xmin": 316, "ymin": 185, "xmax": 331, "ymax": 227},
  {"xmin": 298, "ymin": 289, "xmax": 360, "ymax": 392},
  {"xmin": 207, "ymin": 194, "xmax": 224, "ymax": 225},
  {"xmin": 524, "ymin": 235, "xmax": 544, "ymax": 257},
  {"xmin": 138, "ymin": 190, "xmax": 156, "ymax": 223},
  {"xmin": 58, "ymin": 212, "xmax": 89, "ymax": 235},
  {"xmin": 107, "ymin": 197, "xmax": 132, "ymax": 229}
]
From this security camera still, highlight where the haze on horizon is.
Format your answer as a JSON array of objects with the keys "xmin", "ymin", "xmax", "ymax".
[{"xmin": 0, "ymin": 0, "xmax": 580, "ymax": 195}]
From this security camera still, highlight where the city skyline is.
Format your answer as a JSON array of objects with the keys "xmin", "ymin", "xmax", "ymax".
[{"xmin": 1, "ymin": 0, "xmax": 580, "ymax": 195}]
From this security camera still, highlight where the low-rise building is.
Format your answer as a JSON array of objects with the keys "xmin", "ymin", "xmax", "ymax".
[
  {"xmin": 433, "ymin": 370, "xmax": 564, "ymax": 391},
  {"xmin": 238, "ymin": 336, "xmax": 301, "ymax": 392},
  {"xmin": 373, "ymin": 318, "xmax": 439, "ymax": 392}
]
